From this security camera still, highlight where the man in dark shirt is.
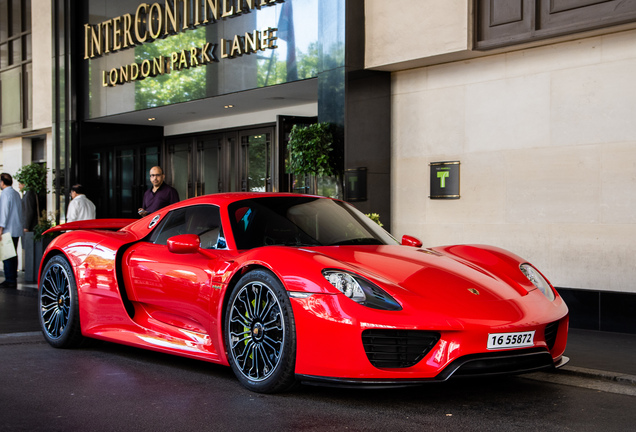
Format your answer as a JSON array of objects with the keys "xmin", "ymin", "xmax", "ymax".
[
  {"xmin": 138, "ymin": 166, "xmax": 180, "ymax": 217},
  {"xmin": 19, "ymin": 181, "xmax": 38, "ymax": 232}
]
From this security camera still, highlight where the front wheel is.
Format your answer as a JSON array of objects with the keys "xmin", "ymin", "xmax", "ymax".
[
  {"xmin": 224, "ymin": 269, "xmax": 297, "ymax": 393},
  {"xmin": 38, "ymin": 255, "xmax": 84, "ymax": 348}
]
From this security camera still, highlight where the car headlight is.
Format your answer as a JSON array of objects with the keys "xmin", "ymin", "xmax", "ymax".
[
  {"xmin": 322, "ymin": 269, "xmax": 402, "ymax": 311},
  {"xmin": 520, "ymin": 263, "xmax": 555, "ymax": 301}
]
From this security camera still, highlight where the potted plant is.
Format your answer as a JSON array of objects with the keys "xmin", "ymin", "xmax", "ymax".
[
  {"xmin": 365, "ymin": 213, "xmax": 383, "ymax": 227},
  {"xmin": 287, "ymin": 122, "xmax": 342, "ymax": 195},
  {"xmin": 14, "ymin": 163, "xmax": 52, "ymax": 282},
  {"xmin": 15, "ymin": 163, "xmax": 48, "ymax": 219}
]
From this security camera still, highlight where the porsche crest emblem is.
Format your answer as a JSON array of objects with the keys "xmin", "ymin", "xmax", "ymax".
[{"xmin": 468, "ymin": 288, "xmax": 480, "ymax": 295}]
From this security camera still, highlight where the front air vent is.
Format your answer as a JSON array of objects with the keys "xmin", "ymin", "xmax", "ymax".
[
  {"xmin": 544, "ymin": 320, "xmax": 560, "ymax": 350},
  {"xmin": 362, "ymin": 330, "xmax": 440, "ymax": 368}
]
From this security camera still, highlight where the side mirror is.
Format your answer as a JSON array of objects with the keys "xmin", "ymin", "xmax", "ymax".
[
  {"xmin": 401, "ymin": 235, "xmax": 423, "ymax": 248},
  {"xmin": 167, "ymin": 234, "xmax": 200, "ymax": 254}
]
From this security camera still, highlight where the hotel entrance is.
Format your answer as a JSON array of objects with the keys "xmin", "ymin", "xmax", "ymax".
[{"xmin": 166, "ymin": 127, "xmax": 275, "ymax": 200}]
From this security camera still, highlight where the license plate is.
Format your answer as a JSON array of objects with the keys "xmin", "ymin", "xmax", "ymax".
[{"xmin": 487, "ymin": 331, "xmax": 535, "ymax": 350}]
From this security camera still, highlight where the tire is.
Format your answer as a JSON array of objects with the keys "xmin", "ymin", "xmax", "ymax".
[
  {"xmin": 38, "ymin": 255, "xmax": 84, "ymax": 348},
  {"xmin": 224, "ymin": 269, "xmax": 297, "ymax": 393}
]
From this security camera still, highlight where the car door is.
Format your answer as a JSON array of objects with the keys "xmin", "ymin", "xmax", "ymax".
[{"xmin": 124, "ymin": 205, "xmax": 226, "ymax": 338}]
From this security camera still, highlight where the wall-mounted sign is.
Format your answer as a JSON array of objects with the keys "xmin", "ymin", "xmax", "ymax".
[
  {"xmin": 429, "ymin": 161, "xmax": 460, "ymax": 199},
  {"xmin": 345, "ymin": 167, "xmax": 367, "ymax": 202},
  {"xmin": 84, "ymin": 0, "xmax": 286, "ymax": 87}
]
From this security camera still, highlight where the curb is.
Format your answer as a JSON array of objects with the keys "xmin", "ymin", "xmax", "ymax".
[{"xmin": 558, "ymin": 365, "xmax": 636, "ymax": 386}]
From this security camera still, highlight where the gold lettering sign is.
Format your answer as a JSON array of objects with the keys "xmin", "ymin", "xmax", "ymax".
[
  {"xmin": 84, "ymin": 0, "xmax": 284, "ymax": 60},
  {"xmin": 102, "ymin": 43, "xmax": 219, "ymax": 87}
]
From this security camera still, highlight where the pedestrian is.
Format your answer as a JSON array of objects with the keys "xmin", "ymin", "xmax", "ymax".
[
  {"xmin": 138, "ymin": 166, "xmax": 179, "ymax": 217},
  {"xmin": 66, "ymin": 184, "xmax": 96, "ymax": 222},
  {"xmin": 0, "ymin": 173, "xmax": 24, "ymax": 288},
  {"xmin": 19, "ymin": 181, "xmax": 38, "ymax": 232}
]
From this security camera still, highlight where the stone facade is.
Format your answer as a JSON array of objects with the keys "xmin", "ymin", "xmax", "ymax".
[{"xmin": 366, "ymin": 0, "xmax": 636, "ymax": 294}]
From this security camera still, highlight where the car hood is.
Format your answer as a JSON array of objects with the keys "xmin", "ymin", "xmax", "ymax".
[{"xmin": 306, "ymin": 245, "xmax": 533, "ymax": 304}]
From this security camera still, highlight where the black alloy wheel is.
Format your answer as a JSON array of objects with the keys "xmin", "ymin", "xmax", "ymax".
[
  {"xmin": 38, "ymin": 255, "xmax": 84, "ymax": 348},
  {"xmin": 225, "ymin": 269, "xmax": 297, "ymax": 393}
]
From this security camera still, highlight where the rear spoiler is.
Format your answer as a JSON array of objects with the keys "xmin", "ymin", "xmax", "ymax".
[{"xmin": 44, "ymin": 218, "xmax": 138, "ymax": 234}]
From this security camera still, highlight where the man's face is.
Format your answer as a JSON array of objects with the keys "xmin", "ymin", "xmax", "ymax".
[
  {"xmin": 149, "ymin": 168, "xmax": 164, "ymax": 188},
  {"xmin": 18, "ymin": 183, "xmax": 25, "ymax": 192}
]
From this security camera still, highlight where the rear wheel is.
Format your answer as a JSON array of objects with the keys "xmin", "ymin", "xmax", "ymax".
[
  {"xmin": 224, "ymin": 269, "xmax": 297, "ymax": 393},
  {"xmin": 38, "ymin": 255, "xmax": 84, "ymax": 348}
]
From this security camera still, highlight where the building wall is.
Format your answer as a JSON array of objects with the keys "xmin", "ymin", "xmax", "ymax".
[
  {"xmin": 365, "ymin": 0, "xmax": 472, "ymax": 70},
  {"xmin": 366, "ymin": 0, "xmax": 636, "ymax": 295},
  {"xmin": 32, "ymin": 0, "xmax": 53, "ymax": 132},
  {"xmin": 391, "ymin": 29, "xmax": 636, "ymax": 293},
  {"xmin": 0, "ymin": 0, "xmax": 53, "ymax": 202}
]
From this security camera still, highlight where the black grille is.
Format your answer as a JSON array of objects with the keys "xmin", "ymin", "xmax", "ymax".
[
  {"xmin": 544, "ymin": 320, "xmax": 560, "ymax": 350},
  {"xmin": 362, "ymin": 330, "xmax": 440, "ymax": 368},
  {"xmin": 448, "ymin": 349, "xmax": 554, "ymax": 378}
]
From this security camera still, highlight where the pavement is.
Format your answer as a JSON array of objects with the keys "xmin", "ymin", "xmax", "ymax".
[{"xmin": 1, "ymin": 271, "xmax": 635, "ymax": 391}]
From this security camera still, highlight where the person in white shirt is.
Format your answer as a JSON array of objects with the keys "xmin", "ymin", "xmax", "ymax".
[{"xmin": 67, "ymin": 184, "xmax": 96, "ymax": 222}]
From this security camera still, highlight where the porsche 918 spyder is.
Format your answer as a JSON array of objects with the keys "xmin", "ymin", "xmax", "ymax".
[{"xmin": 38, "ymin": 193, "xmax": 568, "ymax": 393}]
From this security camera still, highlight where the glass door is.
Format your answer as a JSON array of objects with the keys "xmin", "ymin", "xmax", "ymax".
[
  {"xmin": 104, "ymin": 145, "xmax": 160, "ymax": 219},
  {"xmin": 112, "ymin": 145, "xmax": 160, "ymax": 218},
  {"xmin": 166, "ymin": 127, "xmax": 275, "ymax": 198},
  {"xmin": 195, "ymin": 135, "xmax": 222, "ymax": 196},
  {"xmin": 194, "ymin": 132, "xmax": 238, "ymax": 195},
  {"xmin": 166, "ymin": 140, "xmax": 192, "ymax": 200},
  {"xmin": 239, "ymin": 128, "xmax": 273, "ymax": 192},
  {"xmin": 117, "ymin": 149, "xmax": 135, "ymax": 217}
]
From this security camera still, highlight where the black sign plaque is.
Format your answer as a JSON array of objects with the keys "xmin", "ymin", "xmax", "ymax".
[
  {"xmin": 429, "ymin": 161, "xmax": 460, "ymax": 199},
  {"xmin": 345, "ymin": 168, "xmax": 367, "ymax": 202}
]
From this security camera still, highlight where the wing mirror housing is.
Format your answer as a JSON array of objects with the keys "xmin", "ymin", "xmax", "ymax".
[
  {"xmin": 401, "ymin": 235, "xmax": 423, "ymax": 248},
  {"xmin": 167, "ymin": 234, "xmax": 201, "ymax": 254}
]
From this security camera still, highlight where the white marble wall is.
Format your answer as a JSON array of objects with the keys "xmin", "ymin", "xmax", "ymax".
[
  {"xmin": 391, "ymin": 30, "xmax": 636, "ymax": 292},
  {"xmin": 31, "ymin": 0, "xmax": 53, "ymax": 131},
  {"xmin": 365, "ymin": 0, "xmax": 470, "ymax": 70}
]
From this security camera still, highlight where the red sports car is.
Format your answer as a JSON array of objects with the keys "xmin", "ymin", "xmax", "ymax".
[{"xmin": 38, "ymin": 193, "xmax": 568, "ymax": 393}]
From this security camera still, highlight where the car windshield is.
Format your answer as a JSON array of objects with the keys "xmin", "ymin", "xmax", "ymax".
[{"xmin": 228, "ymin": 196, "xmax": 399, "ymax": 249}]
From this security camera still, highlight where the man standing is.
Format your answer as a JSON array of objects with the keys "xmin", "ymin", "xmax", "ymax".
[
  {"xmin": 138, "ymin": 166, "xmax": 179, "ymax": 217},
  {"xmin": 19, "ymin": 181, "xmax": 38, "ymax": 232},
  {"xmin": 66, "ymin": 184, "xmax": 96, "ymax": 222},
  {"xmin": 0, "ymin": 173, "xmax": 23, "ymax": 288}
]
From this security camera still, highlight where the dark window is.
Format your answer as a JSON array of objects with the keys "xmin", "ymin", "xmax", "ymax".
[
  {"xmin": 148, "ymin": 205, "xmax": 225, "ymax": 249},
  {"xmin": 228, "ymin": 196, "xmax": 398, "ymax": 250},
  {"xmin": 0, "ymin": 0, "xmax": 32, "ymax": 133},
  {"xmin": 476, "ymin": 0, "xmax": 636, "ymax": 50}
]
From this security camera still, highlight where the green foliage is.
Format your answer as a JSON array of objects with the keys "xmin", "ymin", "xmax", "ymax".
[
  {"xmin": 288, "ymin": 122, "xmax": 339, "ymax": 178},
  {"xmin": 14, "ymin": 163, "xmax": 48, "ymax": 195},
  {"xmin": 15, "ymin": 163, "xmax": 53, "ymax": 241},
  {"xmin": 134, "ymin": 31, "xmax": 321, "ymax": 108},
  {"xmin": 135, "ymin": 29, "xmax": 207, "ymax": 109},
  {"xmin": 258, "ymin": 42, "xmax": 320, "ymax": 87},
  {"xmin": 365, "ymin": 213, "xmax": 383, "ymax": 227},
  {"xmin": 33, "ymin": 211, "xmax": 56, "ymax": 242}
]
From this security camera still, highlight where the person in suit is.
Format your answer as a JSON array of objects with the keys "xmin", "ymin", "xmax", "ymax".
[{"xmin": 18, "ymin": 181, "xmax": 38, "ymax": 233}]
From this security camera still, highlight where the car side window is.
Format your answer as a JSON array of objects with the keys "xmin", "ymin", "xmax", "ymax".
[
  {"xmin": 148, "ymin": 208, "xmax": 187, "ymax": 245},
  {"xmin": 185, "ymin": 205, "xmax": 225, "ymax": 249},
  {"xmin": 148, "ymin": 205, "xmax": 225, "ymax": 249}
]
